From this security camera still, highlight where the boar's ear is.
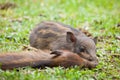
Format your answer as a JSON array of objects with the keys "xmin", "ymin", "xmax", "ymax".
[
  {"xmin": 66, "ymin": 32, "xmax": 77, "ymax": 43},
  {"xmin": 93, "ymin": 36, "xmax": 97, "ymax": 44}
]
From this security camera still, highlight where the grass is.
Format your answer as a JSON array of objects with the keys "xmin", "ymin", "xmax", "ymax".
[{"xmin": 0, "ymin": 0, "xmax": 120, "ymax": 80}]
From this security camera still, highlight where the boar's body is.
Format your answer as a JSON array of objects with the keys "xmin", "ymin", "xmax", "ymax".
[{"xmin": 29, "ymin": 21, "xmax": 98, "ymax": 62}]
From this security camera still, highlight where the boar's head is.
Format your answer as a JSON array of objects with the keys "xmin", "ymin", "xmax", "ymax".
[{"xmin": 66, "ymin": 32, "xmax": 98, "ymax": 62}]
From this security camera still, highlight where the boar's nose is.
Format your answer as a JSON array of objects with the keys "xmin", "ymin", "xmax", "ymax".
[
  {"xmin": 89, "ymin": 57, "xmax": 99, "ymax": 68},
  {"xmin": 92, "ymin": 61, "xmax": 99, "ymax": 68}
]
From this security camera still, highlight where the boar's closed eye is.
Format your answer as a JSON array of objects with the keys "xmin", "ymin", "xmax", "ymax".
[{"xmin": 79, "ymin": 47, "xmax": 85, "ymax": 52}]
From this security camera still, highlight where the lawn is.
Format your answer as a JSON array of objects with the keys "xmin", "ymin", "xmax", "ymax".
[{"xmin": 0, "ymin": 0, "xmax": 120, "ymax": 80}]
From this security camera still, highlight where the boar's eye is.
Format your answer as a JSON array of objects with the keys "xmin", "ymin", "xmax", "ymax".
[{"xmin": 79, "ymin": 47, "xmax": 85, "ymax": 52}]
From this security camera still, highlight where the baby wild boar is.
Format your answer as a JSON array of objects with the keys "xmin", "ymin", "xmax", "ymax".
[{"xmin": 29, "ymin": 21, "xmax": 98, "ymax": 62}]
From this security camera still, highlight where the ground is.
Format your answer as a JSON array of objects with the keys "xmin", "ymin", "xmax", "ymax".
[{"xmin": 0, "ymin": 0, "xmax": 120, "ymax": 80}]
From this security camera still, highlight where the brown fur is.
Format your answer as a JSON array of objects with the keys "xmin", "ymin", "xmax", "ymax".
[
  {"xmin": 0, "ymin": 50, "xmax": 97, "ymax": 70},
  {"xmin": 47, "ymin": 50, "xmax": 98, "ymax": 69},
  {"xmin": 0, "ymin": 50, "xmax": 52, "ymax": 70}
]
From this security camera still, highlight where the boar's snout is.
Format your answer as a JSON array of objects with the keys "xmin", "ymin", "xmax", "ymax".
[
  {"xmin": 90, "ymin": 56, "xmax": 99, "ymax": 67},
  {"xmin": 91, "ymin": 61, "xmax": 98, "ymax": 68},
  {"xmin": 89, "ymin": 58, "xmax": 99, "ymax": 68}
]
